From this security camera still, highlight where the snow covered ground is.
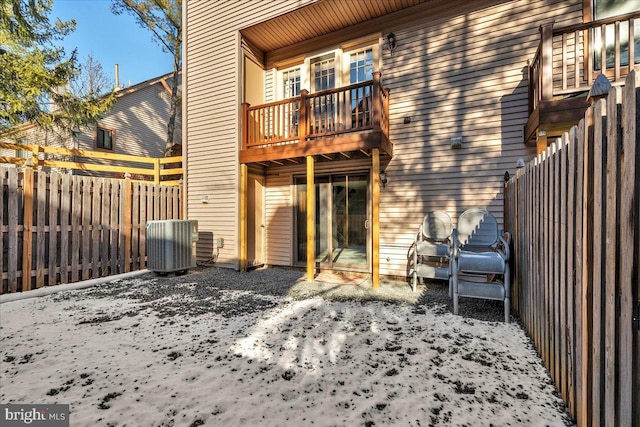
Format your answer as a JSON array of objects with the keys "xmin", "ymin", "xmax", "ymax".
[{"xmin": 0, "ymin": 267, "xmax": 573, "ymax": 426}]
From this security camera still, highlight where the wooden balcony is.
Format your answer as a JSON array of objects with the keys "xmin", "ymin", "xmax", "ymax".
[
  {"xmin": 240, "ymin": 72, "xmax": 391, "ymax": 165},
  {"xmin": 525, "ymin": 12, "xmax": 640, "ymax": 145}
]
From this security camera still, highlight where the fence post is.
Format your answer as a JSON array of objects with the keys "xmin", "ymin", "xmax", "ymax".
[
  {"xmin": 540, "ymin": 22, "xmax": 554, "ymax": 102},
  {"xmin": 154, "ymin": 159, "xmax": 160, "ymax": 184},
  {"xmin": 537, "ymin": 130, "xmax": 548, "ymax": 155},
  {"xmin": 21, "ymin": 166, "xmax": 34, "ymax": 291},
  {"xmin": 124, "ymin": 173, "xmax": 132, "ymax": 273}
]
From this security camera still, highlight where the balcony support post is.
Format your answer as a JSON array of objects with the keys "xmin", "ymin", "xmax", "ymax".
[
  {"xmin": 239, "ymin": 163, "xmax": 248, "ymax": 272},
  {"xmin": 306, "ymin": 155, "xmax": 315, "ymax": 282},
  {"xmin": 372, "ymin": 148, "xmax": 380, "ymax": 289},
  {"xmin": 540, "ymin": 22, "xmax": 554, "ymax": 102},
  {"xmin": 373, "ymin": 72, "xmax": 382, "ymax": 132},
  {"xmin": 241, "ymin": 102, "xmax": 250, "ymax": 150},
  {"xmin": 300, "ymin": 89, "xmax": 309, "ymax": 144}
]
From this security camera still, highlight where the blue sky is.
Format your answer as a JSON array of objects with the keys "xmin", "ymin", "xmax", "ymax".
[{"xmin": 51, "ymin": 0, "xmax": 174, "ymax": 87}]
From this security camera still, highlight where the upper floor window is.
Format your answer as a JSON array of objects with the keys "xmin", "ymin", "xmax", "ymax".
[
  {"xmin": 96, "ymin": 126, "xmax": 114, "ymax": 150},
  {"xmin": 275, "ymin": 39, "xmax": 379, "ymax": 100},
  {"xmin": 312, "ymin": 54, "xmax": 336, "ymax": 91},
  {"xmin": 349, "ymin": 48, "xmax": 373, "ymax": 84},
  {"xmin": 282, "ymin": 67, "xmax": 301, "ymax": 98}
]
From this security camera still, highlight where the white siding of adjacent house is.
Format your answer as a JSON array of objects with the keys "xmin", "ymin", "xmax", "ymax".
[
  {"xmin": 185, "ymin": 0, "xmax": 583, "ymax": 274},
  {"xmin": 184, "ymin": 0, "xmax": 315, "ymax": 267}
]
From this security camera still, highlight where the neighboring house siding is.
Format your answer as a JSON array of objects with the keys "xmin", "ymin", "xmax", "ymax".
[
  {"xmin": 76, "ymin": 79, "xmax": 180, "ymax": 157},
  {"xmin": 184, "ymin": 0, "xmax": 315, "ymax": 267},
  {"xmin": 1, "ymin": 75, "xmax": 180, "ymax": 174}
]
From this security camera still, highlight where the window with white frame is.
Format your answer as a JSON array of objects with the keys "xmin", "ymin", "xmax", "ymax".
[
  {"xmin": 282, "ymin": 67, "xmax": 301, "ymax": 98},
  {"xmin": 275, "ymin": 39, "xmax": 379, "ymax": 100}
]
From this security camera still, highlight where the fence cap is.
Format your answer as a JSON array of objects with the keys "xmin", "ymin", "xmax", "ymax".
[{"xmin": 588, "ymin": 74, "xmax": 612, "ymax": 104}]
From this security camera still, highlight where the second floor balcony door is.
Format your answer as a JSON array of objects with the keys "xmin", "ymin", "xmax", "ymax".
[
  {"xmin": 349, "ymin": 48, "xmax": 373, "ymax": 129},
  {"xmin": 311, "ymin": 54, "xmax": 336, "ymax": 134},
  {"xmin": 282, "ymin": 67, "xmax": 301, "ymax": 139}
]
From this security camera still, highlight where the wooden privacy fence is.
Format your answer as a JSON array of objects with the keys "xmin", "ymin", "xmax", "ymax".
[
  {"xmin": 0, "ymin": 165, "xmax": 182, "ymax": 294},
  {"xmin": 504, "ymin": 71, "xmax": 639, "ymax": 426},
  {"xmin": 0, "ymin": 141, "xmax": 183, "ymax": 185}
]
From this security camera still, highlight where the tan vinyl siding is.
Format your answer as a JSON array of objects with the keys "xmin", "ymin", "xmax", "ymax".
[
  {"xmin": 185, "ymin": 0, "xmax": 315, "ymax": 268},
  {"xmin": 264, "ymin": 171, "xmax": 292, "ymax": 266},
  {"xmin": 377, "ymin": 0, "xmax": 582, "ymax": 276},
  {"xmin": 185, "ymin": 0, "xmax": 584, "ymax": 274},
  {"xmin": 264, "ymin": 68, "xmax": 275, "ymax": 103}
]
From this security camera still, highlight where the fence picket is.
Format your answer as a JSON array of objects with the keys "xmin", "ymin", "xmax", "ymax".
[
  {"xmin": 48, "ymin": 172, "xmax": 60, "ymax": 286},
  {"xmin": 81, "ymin": 177, "xmax": 91, "ymax": 281},
  {"xmin": 119, "ymin": 181, "xmax": 126, "ymax": 273},
  {"xmin": 618, "ymin": 70, "xmax": 638, "ymax": 427},
  {"xmin": 7, "ymin": 168, "xmax": 17, "ymax": 292},
  {"xmin": 101, "ymin": 179, "xmax": 110, "ymax": 276},
  {"xmin": 36, "ymin": 171, "xmax": 46, "ymax": 288},
  {"xmin": 0, "ymin": 168, "xmax": 5, "ymax": 293},
  {"xmin": 565, "ymin": 128, "xmax": 576, "ymax": 416},
  {"xmin": 604, "ymin": 86, "xmax": 621, "ymax": 427},
  {"xmin": 91, "ymin": 179, "xmax": 101, "ymax": 277},
  {"xmin": 132, "ymin": 182, "xmax": 140, "ymax": 271},
  {"xmin": 591, "ymin": 100, "xmax": 606, "ymax": 425},
  {"xmin": 559, "ymin": 135, "xmax": 568, "ymax": 404},
  {"xmin": 110, "ymin": 180, "xmax": 120, "ymax": 275},
  {"xmin": 59, "ymin": 174, "xmax": 70, "ymax": 284},
  {"xmin": 140, "ymin": 184, "xmax": 148, "ymax": 269}
]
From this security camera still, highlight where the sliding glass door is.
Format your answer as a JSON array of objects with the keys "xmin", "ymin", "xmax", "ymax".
[{"xmin": 296, "ymin": 173, "xmax": 369, "ymax": 270}]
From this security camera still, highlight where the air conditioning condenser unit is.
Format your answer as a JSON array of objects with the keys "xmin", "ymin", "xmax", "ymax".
[{"xmin": 146, "ymin": 220, "xmax": 198, "ymax": 274}]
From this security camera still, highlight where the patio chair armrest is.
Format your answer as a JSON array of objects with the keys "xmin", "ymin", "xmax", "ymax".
[
  {"xmin": 451, "ymin": 228, "xmax": 459, "ymax": 258},
  {"xmin": 498, "ymin": 231, "xmax": 511, "ymax": 261}
]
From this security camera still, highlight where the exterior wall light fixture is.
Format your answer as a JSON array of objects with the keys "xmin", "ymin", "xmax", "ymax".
[
  {"xmin": 380, "ymin": 171, "xmax": 388, "ymax": 188},
  {"xmin": 387, "ymin": 33, "xmax": 397, "ymax": 54}
]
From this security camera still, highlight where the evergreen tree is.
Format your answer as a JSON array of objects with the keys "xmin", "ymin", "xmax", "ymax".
[{"xmin": 0, "ymin": 0, "xmax": 115, "ymax": 136}]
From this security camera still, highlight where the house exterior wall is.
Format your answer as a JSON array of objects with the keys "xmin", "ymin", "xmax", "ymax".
[
  {"xmin": 375, "ymin": 0, "xmax": 582, "ymax": 276},
  {"xmin": 184, "ymin": 0, "xmax": 584, "ymax": 274},
  {"xmin": 183, "ymin": 0, "xmax": 315, "ymax": 268}
]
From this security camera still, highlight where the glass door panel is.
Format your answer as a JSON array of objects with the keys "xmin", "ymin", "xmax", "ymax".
[
  {"xmin": 296, "ymin": 174, "xmax": 368, "ymax": 270},
  {"xmin": 332, "ymin": 175, "xmax": 367, "ymax": 268},
  {"xmin": 315, "ymin": 178, "xmax": 331, "ymax": 264}
]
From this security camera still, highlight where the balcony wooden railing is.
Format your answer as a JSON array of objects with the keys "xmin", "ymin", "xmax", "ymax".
[
  {"xmin": 242, "ymin": 72, "xmax": 389, "ymax": 152},
  {"xmin": 528, "ymin": 12, "xmax": 640, "ymax": 113}
]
